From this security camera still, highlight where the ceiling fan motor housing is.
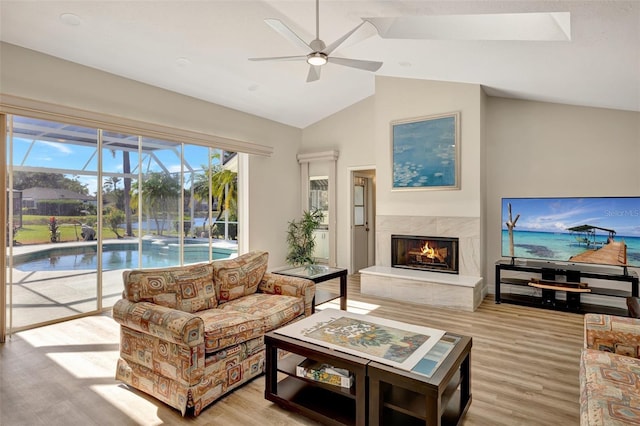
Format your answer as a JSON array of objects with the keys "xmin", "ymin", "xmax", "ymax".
[{"xmin": 309, "ymin": 39, "xmax": 326, "ymax": 51}]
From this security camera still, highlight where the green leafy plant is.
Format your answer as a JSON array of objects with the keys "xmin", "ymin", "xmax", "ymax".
[
  {"xmin": 286, "ymin": 209, "xmax": 324, "ymax": 266},
  {"xmin": 104, "ymin": 206, "xmax": 125, "ymax": 238}
]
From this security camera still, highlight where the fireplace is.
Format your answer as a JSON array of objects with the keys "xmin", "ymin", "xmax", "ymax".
[{"xmin": 391, "ymin": 235, "xmax": 459, "ymax": 274}]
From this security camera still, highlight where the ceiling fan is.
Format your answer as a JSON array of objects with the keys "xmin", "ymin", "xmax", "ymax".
[{"xmin": 249, "ymin": 0, "xmax": 383, "ymax": 83}]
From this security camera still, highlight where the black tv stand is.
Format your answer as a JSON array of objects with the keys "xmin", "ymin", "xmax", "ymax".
[{"xmin": 495, "ymin": 260, "xmax": 638, "ymax": 316}]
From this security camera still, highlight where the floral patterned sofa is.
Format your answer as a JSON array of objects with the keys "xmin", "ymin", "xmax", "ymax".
[
  {"xmin": 581, "ymin": 313, "xmax": 640, "ymax": 425},
  {"xmin": 113, "ymin": 251, "xmax": 315, "ymax": 416}
]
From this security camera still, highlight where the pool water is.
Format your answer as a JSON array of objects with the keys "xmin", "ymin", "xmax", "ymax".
[{"xmin": 13, "ymin": 241, "xmax": 236, "ymax": 272}]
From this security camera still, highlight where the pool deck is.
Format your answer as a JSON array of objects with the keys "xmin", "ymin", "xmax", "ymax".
[{"xmin": 5, "ymin": 238, "xmax": 237, "ymax": 332}]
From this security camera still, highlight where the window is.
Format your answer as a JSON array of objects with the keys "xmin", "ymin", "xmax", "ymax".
[{"xmin": 4, "ymin": 115, "xmax": 238, "ymax": 332}]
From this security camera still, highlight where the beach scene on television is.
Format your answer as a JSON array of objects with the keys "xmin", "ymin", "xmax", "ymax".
[{"xmin": 501, "ymin": 197, "xmax": 640, "ymax": 268}]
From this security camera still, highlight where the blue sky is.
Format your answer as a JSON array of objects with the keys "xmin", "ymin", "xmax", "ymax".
[
  {"xmin": 502, "ymin": 197, "xmax": 640, "ymax": 237},
  {"xmin": 12, "ymin": 137, "xmax": 217, "ymax": 196}
]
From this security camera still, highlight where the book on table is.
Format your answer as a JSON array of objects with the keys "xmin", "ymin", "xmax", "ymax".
[
  {"xmin": 296, "ymin": 359, "xmax": 354, "ymax": 388},
  {"xmin": 411, "ymin": 335, "xmax": 461, "ymax": 378}
]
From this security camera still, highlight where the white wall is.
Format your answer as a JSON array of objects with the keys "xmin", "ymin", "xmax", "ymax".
[
  {"xmin": 374, "ymin": 77, "xmax": 483, "ymax": 218},
  {"xmin": 301, "ymin": 95, "xmax": 377, "ymax": 270},
  {"xmin": 302, "ymin": 76, "xmax": 484, "ymax": 272},
  {"xmin": 485, "ymin": 97, "xmax": 640, "ymax": 290},
  {"xmin": 0, "ymin": 42, "xmax": 301, "ymax": 267}
]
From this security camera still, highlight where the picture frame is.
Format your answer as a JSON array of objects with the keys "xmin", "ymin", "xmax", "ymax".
[{"xmin": 391, "ymin": 111, "xmax": 460, "ymax": 190}]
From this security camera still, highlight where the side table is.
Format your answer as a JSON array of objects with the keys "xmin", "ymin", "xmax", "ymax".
[{"xmin": 274, "ymin": 265, "xmax": 348, "ymax": 311}]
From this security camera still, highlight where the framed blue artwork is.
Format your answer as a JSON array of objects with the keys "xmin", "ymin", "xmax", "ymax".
[{"xmin": 391, "ymin": 112, "xmax": 460, "ymax": 190}]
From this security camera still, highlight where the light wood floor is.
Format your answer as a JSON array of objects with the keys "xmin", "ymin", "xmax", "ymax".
[{"xmin": 0, "ymin": 274, "xmax": 584, "ymax": 426}]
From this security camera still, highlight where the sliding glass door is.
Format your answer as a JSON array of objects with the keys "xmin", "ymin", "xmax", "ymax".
[
  {"xmin": 7, "ymin": 117, "xmax": 100, "ymax": 329},
  {"xmin": 5, "ymin": 115, "xmax": 238, "ymax": 333}
]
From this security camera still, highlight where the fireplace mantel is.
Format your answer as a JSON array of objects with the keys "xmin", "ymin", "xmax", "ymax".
[
  {"xmin": 376, "ymin": 215, "xmax": 481, "ymax": 277},
  {"xmin": 360, "ymin": 266, "xmax": 483, "ymax": 311},
  {"xmin": 365, "ymin": 214, "xmax": 486, "ymax": 310}
]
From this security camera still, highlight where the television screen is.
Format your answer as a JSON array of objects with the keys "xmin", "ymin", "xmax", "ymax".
[{"xmin": 501, "ymin": 197, "xmax": 640, "ymax": 268}]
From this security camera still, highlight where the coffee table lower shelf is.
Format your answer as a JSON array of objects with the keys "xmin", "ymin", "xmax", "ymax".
[
  {"xmin": 376, "ymin": 387, "xmax": 469, "ymax": 426},
  {"xmin": 368, "ymin": 335, "xmax": 472, "ymax": 426},
  {"xmin": 265, "ymin": 332, "xmax": 369, "ymax": 426},
  {"xmin": 267, "ymin": 378, "xmax": 358, "ymax": 425}
]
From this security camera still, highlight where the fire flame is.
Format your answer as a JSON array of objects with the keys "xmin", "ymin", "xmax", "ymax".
[{"xmin": 421, "ymin": 242, "xmax": 436, "ymax": 259}]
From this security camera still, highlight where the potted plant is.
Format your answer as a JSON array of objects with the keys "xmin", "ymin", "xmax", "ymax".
[{"xmin": 286, "ymin": 209, "xmax": 324, "ymax": 266}]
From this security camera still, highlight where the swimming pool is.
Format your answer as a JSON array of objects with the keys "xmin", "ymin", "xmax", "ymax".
[{"xmin": 12, "ymin": 239, "xmax": 237, "ymax": 272}]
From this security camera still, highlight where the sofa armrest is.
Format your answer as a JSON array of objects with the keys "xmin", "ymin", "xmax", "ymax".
[
  {"xmin": 584, "ymin": 313, "xmax": 640, "ymax": 357},
  {"xmin": 258, "ymin": 272, "xmax": 316, "ymax": 316},
  {"xmin": 113, "ymin": 298, "xmax": 204, "ymax": 347}
]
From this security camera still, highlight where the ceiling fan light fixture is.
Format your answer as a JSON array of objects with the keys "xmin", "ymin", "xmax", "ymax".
[{"xmin": 307, "ymin": 52, "xmax": 328, "ymax": 66}]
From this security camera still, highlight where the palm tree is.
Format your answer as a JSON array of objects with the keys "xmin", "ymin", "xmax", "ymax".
[
  {"xmin": 107, "ymin": 149, "xmax": 133, "ymax": 237},
  {"xmin": 102, "ymin": 176, "xmax": 123, "ymax": 210},
  {"xmin": 122, "ymin": 152, "xmax": 132, "ymax": 237},
  {"xmin": 210, "ymin": 168, "xmax": 237, "ymax": 222},
  {"xmin": 130, "ymin": 172, "xmax": 181, "ymax": 236},
  {"xmin": 192, "ymin": 152, "xmax": 237, "ymax": 236}
]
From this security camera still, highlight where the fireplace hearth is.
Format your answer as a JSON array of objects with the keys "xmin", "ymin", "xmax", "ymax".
[{"xmin": 391, "ymin": 235, "xmax": 459, "ymax": 274}]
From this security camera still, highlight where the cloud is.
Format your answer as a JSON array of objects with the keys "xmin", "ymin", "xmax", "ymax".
[{"xmin": 40, "ymin": 141, "xmax": 73, "ymax": 154}]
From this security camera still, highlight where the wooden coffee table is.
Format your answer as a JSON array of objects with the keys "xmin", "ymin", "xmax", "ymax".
[
  {"xmin": 368, "ymin": 334, "xmax": 472, "ymax": 426},
  {"xmin": 264, "ymin": 310, "xmax": 472, "ymax": 426},
  {"xmin": 264, "ymin": 332, "xmax": 370, "ymax": 426}
]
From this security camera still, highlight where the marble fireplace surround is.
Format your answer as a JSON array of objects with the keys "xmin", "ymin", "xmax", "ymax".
[{"xmin": 360, "ymin": 215, "xmax": 485, "ymax": 311}]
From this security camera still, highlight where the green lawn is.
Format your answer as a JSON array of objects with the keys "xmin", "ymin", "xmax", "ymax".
[
  {"xmin": 12, "ymin": 215, "xmax": 198, "ymax": 245},
  {"xmin": 15, "ymin": 215, "xmax": 123, "ymax": 245}
]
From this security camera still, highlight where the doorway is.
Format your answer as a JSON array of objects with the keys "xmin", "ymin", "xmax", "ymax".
[{"xmin": 351, "ymin": 169, "xmax": 376, "ymax": 273}]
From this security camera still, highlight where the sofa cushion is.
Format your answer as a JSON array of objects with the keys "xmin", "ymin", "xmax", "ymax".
[
  {"xmin": 213, "ymin": 251, "xmax": 268, "ymax": 303},
  {"xmin": 580, "ymin": 348, "xmax": 640, "ymax": 425},
  {"xmin": 199, "ymin": 309, "xmax": 265, "ymax": 353},
  {"xmin": 123, "ymin": 262, "xmax": 216, "ymax": 312},
  {"xmin": 219, "ymin": 293, "xmax": 304, "ymax": 332},
  {"xmin": 175, "ymin": 273, "xmax": 217, "ymax": 313},
  {"xmin": 585, "ymin": 313, "xmax": 640, "ymax": 359}
]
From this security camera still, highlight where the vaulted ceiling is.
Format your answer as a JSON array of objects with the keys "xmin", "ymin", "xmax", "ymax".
[{"xmin": 1, "ymin": 1, "xmax": 639, "ymax": 128}]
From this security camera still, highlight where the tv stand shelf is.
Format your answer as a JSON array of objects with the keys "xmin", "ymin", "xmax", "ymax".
[{"xmin": 495, "ymin": 260, "xmax": 639, "ymax": 316}]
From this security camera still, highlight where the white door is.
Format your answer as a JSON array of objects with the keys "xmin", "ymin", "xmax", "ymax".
[{"xmin": 352, "ymin": 171, "xmax": 375, "ymax": 273}]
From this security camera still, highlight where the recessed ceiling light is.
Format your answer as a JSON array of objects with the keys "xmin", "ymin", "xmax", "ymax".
[
  {"xmin": 399, "ymin": 61, "xmax": 413, "ymax": 67},
  {"xmin": 60, "ymin": 13, "xmax": 82, "ymax": 26},
  {"xmin": 176, "ymin": 57, "xmax": 192, "ymax": 67}
]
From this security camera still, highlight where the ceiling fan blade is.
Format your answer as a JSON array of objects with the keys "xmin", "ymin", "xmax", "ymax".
[
  {"xmin": 364, "ymin": 12, "xmax": 571, "ymax": 41},
  {"xmin": 264, "ymin": 18, "xmax": 312, "ymax": 52},
  {"xmin": 249, "ymin": 55, "xmax": 307, "ymax": 62},
  {"xmin": 323, "ymin": 21, "xmax": 365, "ymax": 56},
  {"xmin": 306, "ymin": 65, "xmax": 321, "ymax": 83},
  {"xmin": 328, "ymin": 57, "xmax": 383, "ymax": 72}
]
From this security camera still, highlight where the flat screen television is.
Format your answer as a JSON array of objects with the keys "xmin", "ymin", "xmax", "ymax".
[{"xmin": 501, "ymin": 197, "xmax": 640, "ymax": 270}]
